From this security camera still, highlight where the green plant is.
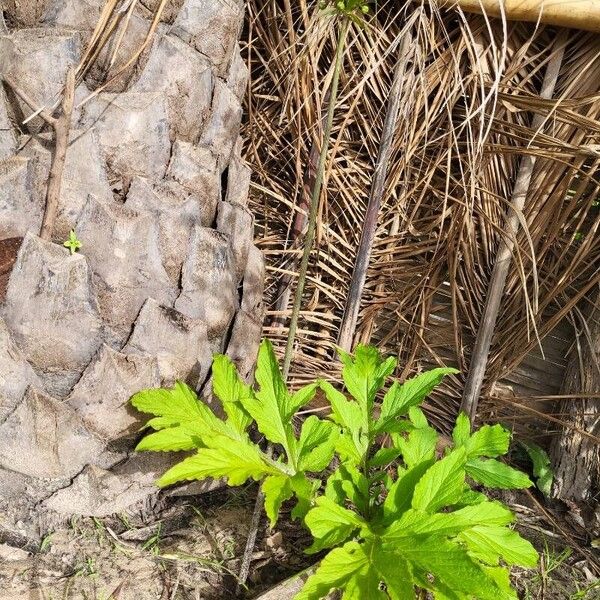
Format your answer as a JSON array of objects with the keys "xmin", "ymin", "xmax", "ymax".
[
  {"xmin": 320, "ymin": 0, "xmax": 370, "ymax": 24},
  {"xmin": 63, "ymin": 229, "xmax": 82, "ymax": 255},
  {"xmin": 132, "ymin": 340, "xmax": 336, "ymax": 525},
  {"xmin": 520, "ymin": 441, "xmax": 554, "ymax": 497},
  {"xmin": 132, "ymin": 342, "xmax": 538, "ymax": 599}
]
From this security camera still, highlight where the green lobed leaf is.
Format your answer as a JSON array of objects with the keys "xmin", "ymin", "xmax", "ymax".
[
  {"xmin": 157, "ymin": 434, "xmax": 282, "ymax": 487},
  {"xmin": 132, "ymin": 382, "xmax": 203, "ymax": 426},
  {"xmin": 132, "ymin": 382, "xmax": 227, "ymax": 451},
  {"xmin": 243, "ymin": 340, "xmax": 297, "ymax": 459},
  {"xmin": 452, "ymin": 413, "xmax": 471, "ymax": 446},
  {"xmin": 289, "ymin": 382, "xmax": 320, "ymax": 416},
  {"xmin": 381, "ymin": 535, "xmax": 505, "ymax": 600},
  {"xmin": 297, "ymin": 416, "xmax": 339, "ymax": 472},
  {"xmin": 262, "ymin": 475, "xmax": 294, "ymax": 527},
  {"xmin": 305, "ymin": 496, "xmax": 367, "ymax": 554},
  {"xmin": 466, "ymin": 458, "xmax": 533, "ymax": 489},
  {"xmin": 211, "ymin": 354, "xmax": 253, "ymax": 434},
  {"xmin": 521, "ymin": 441, "xmax": 554, "ymax": 497},
  {"xmin": 319, "ymin": 380, "xmax": 362, "ymax": 432},
  {"xmin": 296, "ymin": 539, "xmax": 413, "ymax": 600},
  {"xmin": 334, "ymin": 431, "xmax": 367, "ymax": 467},
  {"xmin": 382, "ymin": 459, "xmax": 434, "ymax": 522},
  {"xmin": 289, "ymin": 473, "xmax": 319, "ymax": 521},
  {"xmin": 135, "ymin": 426, "xmax": 203, "ymax": 452},
  {"xmin": 412, "ymin": 447, "xmax": 467, "ymax": 513},
  {"xmin": 376, "ymin": 367, "xmax": 458, "ymax": 435},
  {"xmin": 385, "ymin": 501, "xmax": 514, "ymax": 539},
  {"xmin": 396, "ymin": 426, "xmax": 438, "ymax": 469},
  {"xmin": 480, "ymin": 566, "xmax": 518, "ymax": 600},
  {"xmin": 464, "ymin": 424, "xmax": 511, "ymax": 458},
  {"xmin": 407, "ymin": 406, "xmax": 429, "ymax": 429},
  {"xmin": 338, "ymin": 345, "xmax": 396, "ymax": 427},
  {"xmin": 455, "ymin": 488, "xmax": 488, "ymax": 506},
  {"xmin": 368, "ymin": 446, "xmax": 401, "ymax": 468},
  {"xmin": 459, "ymin": 525, "xmax": 539, "ymax": 567},
  {"xmin": 325, "ymin": 464, "xmax": 370, "ymax": 516},
  {"xmin": 295, "ymin": 541, "xmax": 381, "ymax": 600}
]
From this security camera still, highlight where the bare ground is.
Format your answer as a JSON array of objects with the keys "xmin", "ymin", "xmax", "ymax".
[{"xmin": 0, "ymin": 486, "xmax": 598, "ymax": 600}]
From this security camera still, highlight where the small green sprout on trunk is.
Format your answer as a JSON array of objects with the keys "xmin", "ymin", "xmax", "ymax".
[
  {"xmin": 132, "ymin": 341, "xmax": 538, "ymax": 599},
  {"xmin": 63, "ymin": 229, "xmax": 82, "ymax": 255}
]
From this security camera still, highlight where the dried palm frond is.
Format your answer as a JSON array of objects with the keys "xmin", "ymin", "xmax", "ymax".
[{"xmin": 242, "ymin": 0, "xmax": 600, "ymax": 443}]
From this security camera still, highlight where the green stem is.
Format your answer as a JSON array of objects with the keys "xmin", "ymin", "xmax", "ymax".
[{"xmin": 282, "ymin": 18, "xmax": 350, "ymax": 381}]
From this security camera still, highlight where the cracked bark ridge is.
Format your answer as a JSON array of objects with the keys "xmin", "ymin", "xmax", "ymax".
[
  {"xmin": 550, "ymin": 299, "xmax": 600, "ymax": 534},
  {"xmin": 0, "ymin": 0, "xmax": 264, "ymax": 539}
]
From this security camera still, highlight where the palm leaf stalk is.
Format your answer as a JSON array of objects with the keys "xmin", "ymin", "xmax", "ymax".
[
  {"xmin": 460, "ymin": 31, "xmax": 568, "ymax": 421},
  {"xmin": 337, "ymin": 23, "xmax": 413, "ymax": 352}
]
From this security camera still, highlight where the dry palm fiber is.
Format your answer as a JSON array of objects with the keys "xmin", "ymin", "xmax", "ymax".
[{"xmin": 242, "ymin": 2, "xmax": 600, "ymax": 439}]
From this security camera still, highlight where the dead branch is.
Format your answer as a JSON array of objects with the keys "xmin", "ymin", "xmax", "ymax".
[
  {"xmin": 40, "ymin": 68, "xmax": 76, "ymax": 241},
  {"xmin": 3, "ymin": 67, "xmax": 76, "ymax": 241}
]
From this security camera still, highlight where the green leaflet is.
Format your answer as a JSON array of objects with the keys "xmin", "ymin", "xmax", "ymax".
[
  {"xmin": 452, "ymin": 414, "xmax": 512, "ymax": 459},
  {"xmin": 464, "ymin": 424, "xmax": 511, "ymax": 458},
  {"xmin": 382, "ymin": 459, "xmax": 434, "ymax": 522},
  {"xmin": 157, "ymin": 434, "xmax": 283, "ymax": 487},
  {"xmin": 368, "ymin": 446, "xmax": 401, "ymax": 468},
  {"xmin": 289, "ymin": 382, "xmax": 321, "ymax": 416},
  {"xmin": 135, "ymin": 426, "xmax": 203, "ymax": 452},
  {"xmin": 262, "ymin": 475, "xmax": 294, "ymax": 527},
  {"xmin": 338, "ymin": 345, "xmax": 396, "ymax": 414},
  {"xmin": 407, "ymin": 406, "xmax": 429, "ymax": 429},
  {"xmin": 296, "ymin": 540, "xmax": 413, "ymax": 600},
  {"xmin": 396, "ymin": 426, "xmax": 438, "ymax": 469},
  {"xmin": 481, "ymin": 566, "xmax": 518, "ymax": 600},
  {"xmin": 211, "ymin": 354, "xmax": 253, "ymax": 434},
  {"xmin": 466, "ymin": 458, "xmax": 533, "ymax": 489},
  {"xmin": 132, "ymin": 381, "xmax": 222, "ymax": 450},
  {"xmin": 297, "ymin": 416, "xmax": 339, "ymax": 472},
  {"xmin": 325, "ymin": 464, "xmax": 370, "ymax": 516},
  {"xmin": 289, "ymin": 473, "xmax": 319, "ymax": 521},
  {"xmin": 459, "ymin": 525, "xmax": 539, "ymax": 567},
  {"xmin": 411, "ymin": 448, "xmax": 467, "ymax": 513},
  {"xmin": 452, "ymin": 412, "xmax": 471, "ymax": 446},
  {"xmin": 385, "ymin": 502, "xmax": 514, "ymax": 539},
  {"xmin": 305, "ymin": 496, "xmax": 367, "ymax": 553},
  {"xmin": 384, "ymin": 536, "xmax": 504, "ymax": 600},
  {"xmin": 521, "ymin": 441, "xmax": 554, "ymax": 496},
  {"xmin": 244, "ymin": 340, "xmax": 299, "ymax": 458},
  {"xmin": 375, "ymin": 367, "xmax": 458, "ymax": 435}
]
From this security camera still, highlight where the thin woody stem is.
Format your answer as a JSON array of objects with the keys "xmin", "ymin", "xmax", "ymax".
[
  {"xmin": 40, "ymin": 67, "xmax": 76, "ymax": 241},
  {"xmin": 237, "ymin": 18, "xmax": 350, "ymax": 594},
  {"xmin": 282, "ymin": 19, "xmax": 350, "ymax": 380}
]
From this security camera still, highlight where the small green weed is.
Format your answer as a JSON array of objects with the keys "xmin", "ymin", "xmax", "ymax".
[{"xmin": 63, "ymin": 229, "xmax": 82, "ymax": 255}]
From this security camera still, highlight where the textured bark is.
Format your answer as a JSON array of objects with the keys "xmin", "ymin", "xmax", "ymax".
[
  {"xmin": 0, "ymin": 0, "xmax": 264, "ymax": 543},
  {"xmin": 551, "ymin": 297, "xmax": 600, "ymax": 506}
]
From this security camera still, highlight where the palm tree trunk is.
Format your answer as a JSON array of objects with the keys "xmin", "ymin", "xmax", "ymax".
[{"xmin": 0, "ymin": 0, "xmax": 263, "ymax": 544}]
